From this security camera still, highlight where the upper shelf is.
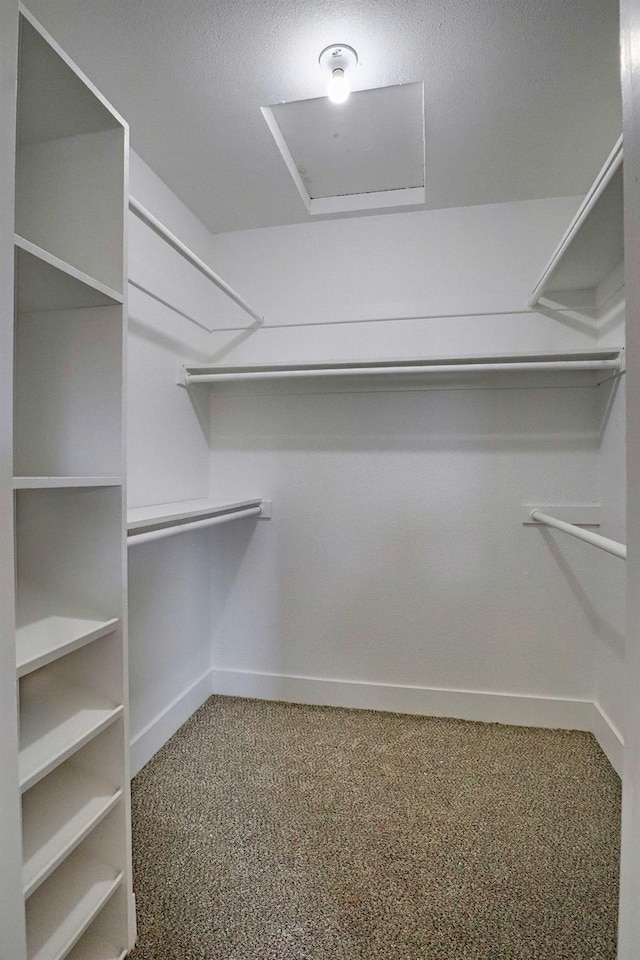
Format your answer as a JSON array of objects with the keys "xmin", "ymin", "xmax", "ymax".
[
  {"xmin": 15, "ymin": 236, "xmax": 124, "ymax": 313},
  {"xmin": 180, "ymin": 350, "xmax": 624, "ymax": 388},
  {"xmin": 529, "ymin": 137, "xmax": 623, "ymax": 307},
  {"xmin": 17, "ymin": 7, "xmax": 124, "ymax": 146},
  {"xmin": 127, "ymin": 498, "xmax": 264, "ymax": 533}
]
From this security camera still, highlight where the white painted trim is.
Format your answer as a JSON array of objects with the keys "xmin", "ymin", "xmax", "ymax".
[
  {"xmin": 260, "ymin": 107, "xmax": 312, "ymax": 214},
  {"xmin": 590, "ymin": 702, "xmax": 625, "ymax": 777},
  {"xmin": 129, "ymin": 668, "xmax": 213, "ymax": 776},
  {"xmin": 129, "ymin": 668, "xmax": 624, "ymax": 781},
  {"xmin": 211, "ymin": 669, "xmax": 623, "ymax": 774},
  {"xmin": 211, "ymin": 666, "xmax": 593, "ymax": 729},
  {"xmin": 261, "ymin": 104, "xmax": 426, "ymax": 217},
  {"xmin": 309, "ymin": 187, "xmax": 426, "ymax": 216}
]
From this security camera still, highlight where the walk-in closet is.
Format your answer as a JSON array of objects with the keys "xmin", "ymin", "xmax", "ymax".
[{"xmin": 1, "ymin": 0, "xmax": 639, "ymax": 957}]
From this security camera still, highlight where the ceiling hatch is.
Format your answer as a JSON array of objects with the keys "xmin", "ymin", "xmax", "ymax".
[{"xmin": 262, "ymin": 82, "xmax": 425, "ymax": 216}]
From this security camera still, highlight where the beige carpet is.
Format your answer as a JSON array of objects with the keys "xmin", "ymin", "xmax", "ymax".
[{"xmin": 129, "ymin": 696, "xmax": 621, "ymax": 959}]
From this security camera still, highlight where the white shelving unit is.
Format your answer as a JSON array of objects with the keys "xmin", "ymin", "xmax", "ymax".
[
  {"xmin": 529, "ymin": 136, "xmax": 624, "ymax": 307},
  {"xmin": 1, "ymin": 6, "xmax": 135, "ymax": 958}
]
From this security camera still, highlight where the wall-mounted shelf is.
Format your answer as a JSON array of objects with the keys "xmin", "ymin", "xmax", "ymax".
[
  {"xmin": 127, "ymin": 497, "xmax": 268, "ymax": 546},
  {"xmin": 22, "ymin": 764, "xmax": 121, "ymax": 897},
  {"xmin": 16, "ymin": 582, "xmax": 119, "ymax": 677},
  {"xmin": 529, "ymin": 137, "xmax": 623, "ymax": 307},
  {"xmin": 180, "ymin": 350, "xmax": 624, "ymax": 387},
  {"xmin": 14, "ymin": 477, "xmax": 122, "ymax": 489},
  {"xmin": 127, "ymin": 497, "xmax": 265, "ymax": 532},
  {"xmin": 25, "ymin": 847, "xmax": 121, "ymax": 960},
  {"xmin": 19, "ymin": 670, "xmax": 123, "ymax": 793},
  {"xmin": 15, "ymin": 236, "xmax": 123, "ymax": 313}
]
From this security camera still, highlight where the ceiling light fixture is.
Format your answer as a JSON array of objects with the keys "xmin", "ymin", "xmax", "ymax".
[{"xmin": 319, "ymin": 44, "xmax": 358, "ymax": 105}]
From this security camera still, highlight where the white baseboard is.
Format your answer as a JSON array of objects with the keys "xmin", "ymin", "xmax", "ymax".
[
  {"xmin": 211, "ymin": 668, "xmax": 623, "ymax": 775},
  {"xmin": 128, "ymin": 667, "xmax": 625, "ymax": 779},
  {"xmin": 590, "ymin": 702, "xmax": 624, "ymax": 777},
  {"xmin": 129, "ymin": 668, "xmax": 214, "ymax": 777}
]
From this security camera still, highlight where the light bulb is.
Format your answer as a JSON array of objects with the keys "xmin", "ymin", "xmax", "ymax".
[{"xmin": 328, "ymin": 67, "xmax": 349, "ymax": 104}]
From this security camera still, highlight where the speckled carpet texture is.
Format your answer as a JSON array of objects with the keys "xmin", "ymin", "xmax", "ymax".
[{"xmin": 129, "ymin": 696, "xmax": 621, "ymax": 960}]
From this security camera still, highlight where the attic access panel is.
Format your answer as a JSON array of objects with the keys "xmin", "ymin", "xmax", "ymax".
[{"xmin": 262, "ymin": 82, "xmax": 425, "ymax": 215}]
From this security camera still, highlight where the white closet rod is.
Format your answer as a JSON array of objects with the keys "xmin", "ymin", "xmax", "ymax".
[
  {"xmin": 128, "ymin": 277, "xmax": 215, "ymax": 334},
  {"xmin": 184, "ymin": 358, "xmax": 620, "ymax": 384},
  {"xmin": 530, "ymin": 510, "xmax": 626, "ymax": 560},
  {"xmin": 127, "ymin": 505, "xmax": 262, "ymax": 547},
  {"xmin": 128, "ymin": 196, "xmax": 264, "ymax": 326}
]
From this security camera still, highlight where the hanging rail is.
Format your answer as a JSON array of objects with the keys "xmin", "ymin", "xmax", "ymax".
[
  {"xmin": 127, "ymin": 505, "xmax": 262, "ymax": 547},
  {"xmin": 181, "ymin": 352, "xmax": 622, "ymax": 385},
  {"xmin": 128, "ymin": 197, "xmax": 264, "ymax": 326},
  {"xmin": 530, "ymin": 510, "xmax": 626, "ymax": 560}
]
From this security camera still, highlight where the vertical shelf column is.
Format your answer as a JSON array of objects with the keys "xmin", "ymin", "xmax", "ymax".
[
  {"xmin": 9, "ymin": 5, "xmax": 135, "ymax": 958},
  {"xmin": 0, "ymin": 1, "xmax": 27, "ymax": 959}
]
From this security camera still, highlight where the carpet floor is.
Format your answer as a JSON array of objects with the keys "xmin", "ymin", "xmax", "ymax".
[{"xmin": 128, "ymin": 696, "xmax": 621, "ymax": 960}]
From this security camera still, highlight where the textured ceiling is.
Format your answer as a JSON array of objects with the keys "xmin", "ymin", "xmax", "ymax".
[{"xmin": 25, "ymin": 0, "xmax": 621, "ymax": 233}]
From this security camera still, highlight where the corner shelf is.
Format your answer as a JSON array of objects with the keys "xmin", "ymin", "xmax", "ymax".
[
  {"xmin": 15, "ymin": 236, "xmax": 123, "ymax": 313},
  {"xmin": 19, "ymin": 670, "xmax": 123, "ymax": 793},
  {"xmin": 25, "ymin": 847, "xmax": 121, "ymax": 960},
  {"xmin": 529, "ymin": 136, "xmax": 623, "ymax": 307},
  {"xmin": 22, "ymin": 764, "xmax": 121, "ymax": 897}
]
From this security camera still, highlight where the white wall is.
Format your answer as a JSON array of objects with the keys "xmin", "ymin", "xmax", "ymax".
[
  {"xmin": 201, "ymin": 198, "xmax": 624, "ymax": 764},
  {"xmin": 202, "ymin": 196, "xmax": 596, "ymax": 362},
  {"xmin": 127, "ymin": 152, "xmax": 221, "ymax": 772},
  {"xmin": 125, "ymin": 178, "xmax": 627, "ymax": 775},
  {"xmin": 209, "ymin": 383, "xmax": 601, "ymax": 704}
]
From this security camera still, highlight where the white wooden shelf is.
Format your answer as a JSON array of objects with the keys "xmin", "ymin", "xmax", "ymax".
[
  {"xmin": 22, "ymin": 763, "xmax": 121, "ymax": 897},
  {"xmin": 25, "ymin": 847, "xmax": 121, "ymax": 960},
  {"xmin": 16, "ymin": 582, "xmax": 119, "ymax": 678},
  {"xmin": 15, "ymin": 236, "xmax": 123, "ymax": 313},
  {"xmin": 127, "ymin": 497, "xmax": 264, "ymax": 532},
  {"xmin": 529, "ymin": 136, "xmax": 624, "ymax": 307},
  {"xmin": 19, "ymin": 670, "xmax": 123, "ymax": 793},
  {"xmin": 65, "ymin": 930, "xmax": 125, "ymax": 960},
  {"xmin": 180, "ymin": 350, "xmax": 624, "ymax": 387},
  {"xmin": 14, "ymin": 476, "xmax": 121, "ymax": 490}
]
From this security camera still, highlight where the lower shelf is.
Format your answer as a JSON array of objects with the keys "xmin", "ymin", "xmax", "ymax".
[
  {"xmin": 19, "ymin": 670, "xmax": 123, "ymax": 793},
  {"xmin": 25, "ymin": 847, "xmax": 122, "ymax": 960},
  {"xmin": 66, "ymin": 930, "xmax": 125, "ymax": 960},
  {"xmin": 22, "ymin": 762, "xmax": 122, "ymax": 898}
]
